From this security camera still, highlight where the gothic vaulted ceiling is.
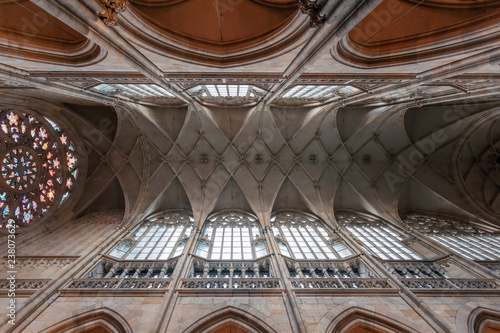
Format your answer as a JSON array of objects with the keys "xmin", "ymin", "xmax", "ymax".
[{"xmin": 39, "ymin": 99, "xmax": 498, "ymax": 231}]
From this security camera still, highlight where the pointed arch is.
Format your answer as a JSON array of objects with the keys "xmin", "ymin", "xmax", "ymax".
[
  {"xmin": 195, "ymin": 209, "xmax": 267, "ymax": 260},
  {"xmin": 39, "ymin": 308, "xmax": 132, "ymax": 333},
  {"xmin": 469, "ymin": 307, "xmax": 500, "ymax": 333},
  {"xmin": 182, "ymin": 306, "xmax": 277, "ymax": 333},
  {"xmin": 327, "ymin": 307, "xmax": 419, "ymax": 333},
  {"xmin": 270, "ymin": 210, "xmax": 353, "ymax": 260}
]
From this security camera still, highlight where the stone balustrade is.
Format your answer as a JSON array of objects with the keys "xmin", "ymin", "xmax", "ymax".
[
  {"xmin": 65, "ymin": 278, "xmax": 171, "ymax": 290},
  {"xmin": 290, "ymin": 278, "xmax": 393, "ymax": 289},
  {"xmin": 400, "ymin": 278, "xmax": 498, "ymax": 290},
  {"xmin": 179, "ymin": 278, "xmax": 281, "ymax": 289}
]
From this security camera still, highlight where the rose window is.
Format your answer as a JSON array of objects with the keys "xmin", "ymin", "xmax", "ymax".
[
  {"xmin": 0, "ymin": 109, "xmax": 80, "ymax": 227},
  {"xmin": 2, "ymin": 147, "xmax": 39, "ymax": 191}
]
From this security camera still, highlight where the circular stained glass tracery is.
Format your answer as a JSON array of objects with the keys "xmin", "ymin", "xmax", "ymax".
[
  {"xmin": 2, "ymin": 147, "xmax": 40, "ymax": 191},
  {"xmin": 0, "ymin": 109, "xmax": 80, "ymax": 227}
]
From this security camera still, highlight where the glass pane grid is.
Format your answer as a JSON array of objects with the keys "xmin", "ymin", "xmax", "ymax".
[
  {"xmin": 196, "ymin": 212, "xmax": 266, "ymax": 260},
  {"xmin": 110, "ymin": 213, "xmax": 193, "ymax": 260},
  {"xmin": 272, "ymin": 212, "xmax": 350, "ymax": 260}
]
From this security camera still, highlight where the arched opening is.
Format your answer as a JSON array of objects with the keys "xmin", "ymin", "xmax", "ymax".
[
  {"xmin": 469, "ymin": 307, "xmax": 500, "ymax": 333},
  {"xmin": 271, "ymin": 210, "xmax": 352, "ymax": 260},
  {"xmin": 39, "ymin": 308, "xmax": 132, "ymax": 333},
  {"xmin": 195, "ymin": 210, "xmax": 267, "ymax": 261},
  {"xmin": 183, "ymin": 307, "xmax": 276, "ymax": 333},
  {"xmin": 80, "ymin": 328, "xmax": 112, "ymax": 333},
  {"xmin": 206, "ymin": 321, "xmax": 254, "ymax": 333},
  {"xmin": 328, "ymin": 307, "xmax": 417, "ymax": 333}
]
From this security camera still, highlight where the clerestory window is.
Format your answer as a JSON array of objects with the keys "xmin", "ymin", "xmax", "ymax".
[
  {"xmin": 195, "ymin": 210, "xmax": 267, "ymax": 260},
  {"xmin": 108, "ymin": 210, "xmax": 193, "ymax": 260},
  {"xmin": 404, "ymin": 213, "xmax": 500, "ymax": 260},
  {"xmin": 271, "ymin": 211, "xmax": 352, "ymax": 260},
  {"xmin": 337, "ymin": 211, "xmax": 422, "ymax": 260}
]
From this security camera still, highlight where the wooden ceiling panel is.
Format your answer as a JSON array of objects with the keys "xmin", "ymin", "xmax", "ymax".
[
  {"xmin": 0, "ymin": 0, "xmax": 106, "ymax": 66},
  {"xmin": 122, "ymin": 0, "xmax": 305, "ymax": 66},
  {"xmin": 333, "ymin": 0, "xmax": 500, "ymax": 68}
]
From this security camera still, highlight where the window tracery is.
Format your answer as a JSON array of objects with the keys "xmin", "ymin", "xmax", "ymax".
[
  {"xmin": 337, "ymin": 212, "xmax": 422, "ymax": 260},
  {"xmin": 404, "ymin": 213, "xmax": 500, "ymax": 260},
  {"xmin": 195, "ymin": 210, "xmax": 267, "ymax": 260},
  {"xmin": 271, "ymin": 211, "xmax": 352, "ymax": 260},
  {"xmin": 0, "ymin": 109, "xmax": 80, "ymax": 227},
  {"xmin": 108, "ymin": 210, "xmax": 194, "ymax": 260}
]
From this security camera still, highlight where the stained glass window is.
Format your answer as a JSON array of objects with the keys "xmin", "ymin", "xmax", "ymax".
[
  {"xmin": 0, "ymin": 109, "xmax": 80, "ymax": 227},
  {"xmin": 108, "ymin": 211, "xmax": 194, "ymax": 260},
  {"xmin": 337, "ymin": 212, "xmax": 422, "ymax": 260},
  {"xmin": 195, "ymin": 211, "xmax": 267, "ymax": 260},
  {"xmin": 404, "ymin": 213, "xmax": 500, "ymax": 260},
  {"xmin": 271, "ymin": 211, "xmax": 352, "ymax": 260}
]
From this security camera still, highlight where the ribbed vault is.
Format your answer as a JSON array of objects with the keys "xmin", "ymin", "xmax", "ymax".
[{"xmin": 53, "ymin": 98, "xmax": 500, "ymax": 229}]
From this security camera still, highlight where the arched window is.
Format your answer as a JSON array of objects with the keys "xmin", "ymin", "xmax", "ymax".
[
  {"xmin": 0, "ymin": 109, "xmax": 80, "ymax": 227},
  {"xmin": 195, "ymin": 210, "xmax": 267, "ymax": 260},
  {"xmin": 271, "ymin": 211, "xmax": 352, "ymax": 260},
  {"xmin": 404, "ymin": 213, "xmax": 500, "ymax": 260},
  {"xmin": 108, "ymin": 211, "xmax": 193, "ymax": 260},
  {"xmin": 337, "ymin": 211, "xmax": 422, "ymax": 260}
]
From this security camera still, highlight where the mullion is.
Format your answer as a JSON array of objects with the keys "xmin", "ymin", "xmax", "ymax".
[
  {"xmin": 287, "ymin": 226, "xmax": 306, "ymax": 259},
  {"xmin": 250, "ymin": 226, "xmax": 256, "ymax": 258},
  {"xmin": 137, "ymin": 226, "xmax": 160, "ymax": 259},
  {"xmin": 456, "ymin": 236, "xmax": 494, "ymax": 259},
  {"xmin": 468, "ymin": 237, "xmax": 500, "ymax": 257},
  {"xmin": 369, "ymin": 227, "xmax": 402, "ymax": 259},
  {"xmin": 297, "ymin": 86, "xmax": 315, "ymax": 98},
  {"xmin": 134, "ymin": 225, "xmax": 156, "ymax": 258},
  {"xmin": 460, "ymin": 236, "xmax": 494, "ymax": 258},
  {"xmin": 158, "ymin": 225, "xmax": 178, "ymax": 260},
  {"xmin": 207, "ymin": 225, "xmax": 217, "ymax": 259},
  {"xmin": 433, "ymin": 236, "xmax": 480, "ymax": 260},
  {"xmin": 384, "ymin": 229, "xmax": 419, "ymax": 259},
  {"xmin": 453, "ymin": 236, "xmax": 489, "ymax": 259},
  {"xmin": 276, "ymin": 225, "xmax": 293, "ymax": 257},
  {"xmin": 122, "ymin": 225, "xmax": 150, "ymax": 259},
  {"xmin": 371, "ymin": 227, "xmax": 399, "ymax": 258},
  {"xmin": 312, "ymin": 225, "xmax": 337, "ymax": 259},
  {"xmin": 484, "ymin": 237, "xmax": 500, "ymax": 256},
  {"xmin": 355, "ymin": 227, "xmax": 391, "ymax": 259},
  {"xmin": 482, "ymin": 236, "xmax": 500, "ymax": 252},
  {"xmin": 351, "ymin": 227, "xmax": 389, "ymax": 259},
  {"xmin": 291, "ymin": 86, "xmax": 307, "ymax": 98},
  {"xmin": 303, "ymin": 226, "xmax": 326, "ymax": 259},
  {"xmin": 290, "ymin": 226, "xmax": 308, "ymax": 259},
  {"xmin": 297, "ymin": 226, "xmax": 315, "ymax": 259},
  {"xmin": 147, "ymin": 224, "xmax": 170, "ymax": 260},
  {"xmin": 483, "ymin": 236, "xmax": 500, "ymax": 249},
  {"xmin": 242, "ymin": 226, "xmax": 253, "ymax": 260}
]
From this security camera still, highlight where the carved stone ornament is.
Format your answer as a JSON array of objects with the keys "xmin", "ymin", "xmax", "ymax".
[
  {"xmin": 298, "ymin": 0, "xmax": 326, "ymax": 28},
  {"xmin": 99, "ymin": 0, "xmax": 128, "ymax": 27},
  {"xmin": 404, "ymin": 213, "xmax": 493, "ymax": 236}
]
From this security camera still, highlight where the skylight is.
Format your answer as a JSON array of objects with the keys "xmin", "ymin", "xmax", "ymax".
[
  {"xmin": 92, "ymin": 84, "xmax": 175, "ymax": 98},
  {"xmin": 281, "ymin": 85, "xmax": 361, "ymax": 99},
  {"xmin": 188, "ymin": 84, "xmax": 263, "ymax": 99},
  {"xmin": 201, "ymin": 85, "xmax": 251, "ymax": 97}
]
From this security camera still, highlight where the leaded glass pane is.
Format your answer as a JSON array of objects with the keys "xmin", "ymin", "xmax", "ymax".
[
  {"xmin": 271, "ymin": 211, "xmax": 352, "ymax": 260},
  {"xmin": 337, "ymin": 212, "xmax": 422, "ymax": 260},
  {"xmin": 196, "ymin": 210, "xmax": 267, "ymax": 260},
  {"xmin": 108, "ymin": 211, "xmax": 193, "ymax": 260},
  {"xmin": 404, "ymin": 213, "xmax": 500, "ymax": 260}
]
